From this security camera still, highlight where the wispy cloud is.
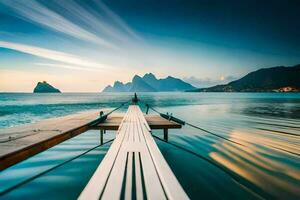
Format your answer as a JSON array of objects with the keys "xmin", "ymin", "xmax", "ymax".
[
  {"xmin": 0, "ymin": 0, "xmax": 119, "ymax": 49},
  {"xmin": 1, "ymin": 0, "xmax": 144, "ymax": 50},
  {"xmin": 52, "ymin": 0, "xmax": 142, "ymax": 45},
  {"xmin": 93, "ymin": 0, "xmax": 143, "ymax": 42},
  {"xmin": 35, "ymin": 63, "xmax": 102, "ymax": 72},
  {"xmin": 0, "ymin": 41, "xmax": 112, "ymax": 70}
]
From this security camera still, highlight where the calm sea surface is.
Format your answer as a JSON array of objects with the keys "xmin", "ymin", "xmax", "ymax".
[{"xmin": 0, "ymin": 92, "xmax": 299, "ymax": 199}]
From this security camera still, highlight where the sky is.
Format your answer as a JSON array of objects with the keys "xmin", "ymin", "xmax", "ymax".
[{"xmin": 0, "ymin": 0, "xmax": 300, "ymax": 92}]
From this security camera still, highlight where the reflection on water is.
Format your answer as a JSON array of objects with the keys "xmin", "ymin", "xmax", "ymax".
[
  {"xmin": 210, "ymin": 130, "xmax": 300, "ymax": 199},
  {"xmin": 152, "ymin": 103, "xmax": 300, "ymax": 199},
  {"xmin": 0, "ymin": 93, "xmax": 299, "ymax": 199}
]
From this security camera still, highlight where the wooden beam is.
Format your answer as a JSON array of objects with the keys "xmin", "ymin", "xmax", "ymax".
[
  {"xmin": 164, "ymin": 128, "xmax": 168, "ymax": 142},
  {"xmin": 92, "ymin": 114, "xmax": 182, "ymax": 131},
  {"xmin": 100, "ymin": 130, "xmax": 104, "ymax": 145}
]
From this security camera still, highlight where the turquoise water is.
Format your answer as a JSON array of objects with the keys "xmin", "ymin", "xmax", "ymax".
[{"xmin": 0, "ymin": 92, "xmax": 300, "ymax": 199}]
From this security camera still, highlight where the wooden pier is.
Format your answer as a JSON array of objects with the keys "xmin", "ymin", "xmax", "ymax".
[
  {"xmin": 79, "ymin": 105, "xmax": 188, "ymax": 199},
  {"xmin": 0, "ymin": 104, "xmax": 188, "ymax": 199}
]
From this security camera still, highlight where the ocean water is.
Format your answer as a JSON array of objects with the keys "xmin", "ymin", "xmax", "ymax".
[{"xmin": 0, "ymin": 92, "xmax": 299, "ymax": 199}]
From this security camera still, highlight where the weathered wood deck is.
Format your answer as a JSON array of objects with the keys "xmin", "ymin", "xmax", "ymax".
[
  {"xmin": 79, "ymin": 105, "xmax": 188, "ymax": 199},
  {"xmin": 0, "ymin": 110, "xmax": 101, "ymax": 170}
]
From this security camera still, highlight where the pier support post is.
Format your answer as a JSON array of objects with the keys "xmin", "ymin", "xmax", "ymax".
[
  {"xmin": 100, "ymin": 129, "xmax": 104, "ymax": 145},
  {"xmin": 164, "ymin": 128, "xmax": 168, "ymax": 142}
]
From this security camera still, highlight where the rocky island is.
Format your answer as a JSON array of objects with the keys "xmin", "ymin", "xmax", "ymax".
[{"xmin": 33, "ymin": 81, "xmax": 61, "ymax": 93}]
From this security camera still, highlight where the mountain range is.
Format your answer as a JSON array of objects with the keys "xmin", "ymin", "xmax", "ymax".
[
  {"xmin": 189, "ymin": 64, "xmax": 300, "ymax": 92},
  {"xmin": 32, "ymin": 65, "xmax": 300, "ymax": 93},
  {"xmin": 102, "ymin": 73, "xmax": 196, "ymax": 92}
]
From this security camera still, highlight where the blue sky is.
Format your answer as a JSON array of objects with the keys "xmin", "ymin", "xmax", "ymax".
[{"xmin": 0, "ymin": 0, "xmax": 299, "ymax": 92}]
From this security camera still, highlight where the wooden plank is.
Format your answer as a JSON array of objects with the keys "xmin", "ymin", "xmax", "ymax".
[
  {"xmin": 132, "ymin": 106, "xmax": 166, "ymax": 200},
  {"xmin": 145, "ymin": 114, "xmax": 182, "ymax": 129},
  {"xmin": 79, "ymin": 105, "xmax": 188, "ymax": 200},
  {"xmin": 136, "ymin": 108, "xmax": 189, "ymax": 200},
  {"xmin": 134, "ymin": 152, "xmax": 144, "ymax": 200},
  {"xmin": 0, "ymin": 109, "xmax": 108, "ymax": 170},
  {"xmin": 93, "ymin": 113, "xmax": 124, "ymax": 130},
  {"xmin": 93, "ymin": 114, "xmax": 182, "ymax": 130},
  {"xmin": 101, "ymin": 114, "xmax": 134, "ymax": 199},
  {"xmin": 125, "ymin": 152, "xmax": 133, "ymax": 200},
  {"xmin": 78, "ymin": 109, "xmax": 131, "ymax": 199}
]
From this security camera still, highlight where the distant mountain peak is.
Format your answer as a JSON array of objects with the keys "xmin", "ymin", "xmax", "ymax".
[
  {"xmin": 113, "ymin": 81, "xmax": 124, "ymax": 87},
  {"xmin": 143, "ymin": 73, "xmax": 157, "ymax": 79},
  {"xmin": 166, "ymin": 75, "xmax": 175, "ymax": 79},
  {"xmin": 132, "ymin": 75, "xmax": 142, "ymax": 81},
  {"xmin": 102, "ymin": 72, "xmax": 196, "ymax": 92}
]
